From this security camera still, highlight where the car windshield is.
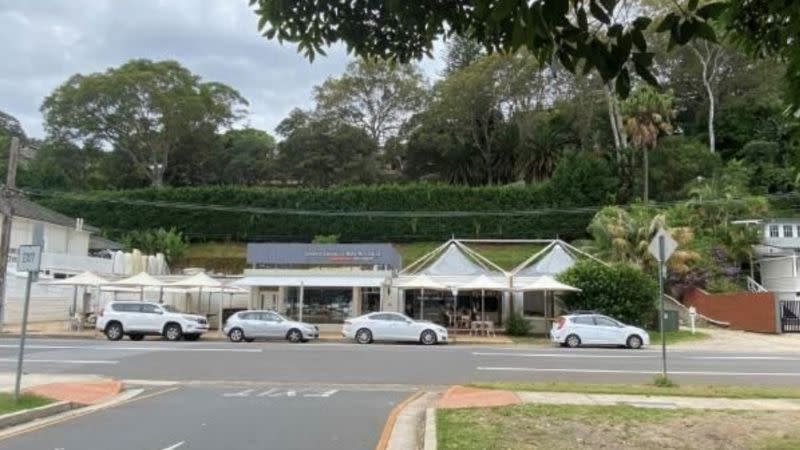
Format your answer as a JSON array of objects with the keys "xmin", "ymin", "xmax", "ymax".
[{"xmin": 161, "ymin": 305, "xmax": 181, "ymax": 313}]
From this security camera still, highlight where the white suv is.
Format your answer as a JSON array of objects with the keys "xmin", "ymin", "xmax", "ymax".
[{"xmin": 97, "ymin": 301, "xmax": 209, "ymax": 341}]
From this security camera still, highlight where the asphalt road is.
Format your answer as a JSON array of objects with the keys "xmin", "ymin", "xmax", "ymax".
[
  {"xmin": 0, "ymin": 384, "xmax": 411, "ymax": 450},
  {"xmin": 0, "ymin": 337, "xmax": 799, "ymax": 386}
]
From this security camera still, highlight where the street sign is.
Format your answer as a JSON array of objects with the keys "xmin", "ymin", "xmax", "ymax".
[
  {"xmin": 648, "ymin": 228, "xmax": 677, "ymax": 263},
  {"xmin": 17, "ymin": 245, "xmax": 41, "ymax": 272}
]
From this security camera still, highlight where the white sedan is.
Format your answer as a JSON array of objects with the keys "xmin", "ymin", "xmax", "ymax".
[
  {"xmin": 550, "ymin": 313, "xmax": 649, "ymax": 349},
  {"xmin": 342, "ymin": 312, "xmax": 448, "ymax": 345}
]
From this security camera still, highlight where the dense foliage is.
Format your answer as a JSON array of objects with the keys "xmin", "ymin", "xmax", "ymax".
[
  {"xmin": 557, "ymin": 261, "xmax": 658, "ymax": 326},
  {"xmin": 120, "ymin": 227, "xmax": 188, "ymax": 263},
  {"xmin": 33, "ymin": 184, "xmax": 597, "ymax": 242}
]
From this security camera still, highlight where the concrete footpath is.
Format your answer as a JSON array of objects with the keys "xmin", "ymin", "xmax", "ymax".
[{"xmin": 437, "ymin": 385, "xmax": 800, "ymax": 411}]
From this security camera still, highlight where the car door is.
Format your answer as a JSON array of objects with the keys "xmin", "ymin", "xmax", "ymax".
[
  {"xmin": 368, "ymin": 314, "xmax": 393, "ymax": 340},
  {"xmin": 570, "ymin": 316, "xmax": 597, "ymax": 344},
  {"xmin": 237, "ymin": 312, "xmax": 261, "ymax": 337},
  {"xmin": 390, "ymin": 314, "xmax": 418, "ymax": 341},
  {"xmin": 260, "ymin": 312, "xmax": 285, "ymax": 338},
  {"xmin": 140, "ymin": 304, "xmax": 164, "ymax": 333},
  {"xmin": 593, "ymin": 316, "xmax": 626, "ymax": 345},
  {"xmin": 119, "ymin": 303, "xmax": 145, "ymax": 331}
]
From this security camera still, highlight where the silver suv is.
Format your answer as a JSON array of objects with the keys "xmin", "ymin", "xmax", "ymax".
[{"xmin": 96, "ymin": 302, "xmax": 209, "ymax": 341}]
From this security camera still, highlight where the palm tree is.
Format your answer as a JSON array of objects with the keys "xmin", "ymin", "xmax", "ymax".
[{"xmin": 621, "ymin": 86, "xmax": 675, "ymax": 203}]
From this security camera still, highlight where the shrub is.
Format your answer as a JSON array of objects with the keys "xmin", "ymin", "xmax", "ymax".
[
  {"xmin": 549, "ymin": 151, "xmax": 618, "ymax": 206},
  {"xmin": 557, "ymin": 261, "xmax": 658, "ymax": 326},
  {"xmin": 505, "ymin": 313, "xmax": 531, "ymax": 336},
  {"xmin": 653, "ymin": 374, "xmax": 677, "ymax": 388},
  {"xmin": 121, "ymin": 227, "xmax": 188, "ymax": 263}
]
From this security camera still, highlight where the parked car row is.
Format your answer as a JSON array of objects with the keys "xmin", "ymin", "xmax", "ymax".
[{"xmin": 98, "ymin": 301, "xmax": 646, "ymax": 349}]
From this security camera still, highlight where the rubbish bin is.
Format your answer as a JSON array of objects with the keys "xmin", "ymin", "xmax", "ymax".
[{"xmin": 661, "ymin": 310, "xmax": 679, "ymax": 332}]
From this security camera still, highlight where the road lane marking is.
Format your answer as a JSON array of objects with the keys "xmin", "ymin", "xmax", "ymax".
[
  {"xmin": 687, "ymin": 356, "xmax": 800, "ymax": 361},
  {"xmin": 223, "ymin": 389, "xmax": 254, "ymax": 397},
  {"xmin": 162, "ymin": 441, "xmax": 185, "ymax": 450},
  {"xmin": 477, "ymin": 367, "xmax": 800, "ymax": 377},
  {"xmin": 473, "ymin": 352, "xmax": 652, "ymax": 359},
  {"xmin": 0, "ymin": 358, "xmax": 118, "ymax": 364},
  {"xmin": 256, "ymin": 388, "xmax": 279, "ymax": 397},
  {"xmin": 0, "ymin": 344, "xmax": 261, "ymax": 353}
]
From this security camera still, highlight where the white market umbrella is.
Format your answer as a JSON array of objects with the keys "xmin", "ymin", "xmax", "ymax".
[
  {"xmin": 171, "ymin": 272, "xmax": 224, "ymax": 313},
  {"xmin": 514, "ymin": 275, "xmax": 581, "ymax": 292},
  {"xmin": 514, "ymin": 275, "xmax": 581, "ymax": 326},
  {"xmin": 44, "ymin": 271, "xmax": 109, "ymax": 320},
  {"xmin": 111, "ymin": 271, "xmax": 165, "ymax": 301},
  {"xmin": 457, "ymin": 275, "xmax": 510, "ymax": 324}
]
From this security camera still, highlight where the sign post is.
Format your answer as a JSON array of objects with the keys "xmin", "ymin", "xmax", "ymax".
[
  {"xmin": 14, "ymin": 244, "xmax": 41, "ymax": 401},
  {"xmin": 648, "ymin": 228, "xmax": 677, "ymax": 379}
]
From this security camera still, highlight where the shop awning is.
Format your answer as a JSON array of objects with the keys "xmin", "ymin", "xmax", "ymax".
[{"xmin": 232, "ymin": 275, "xmax": 389, "ymax": 288}]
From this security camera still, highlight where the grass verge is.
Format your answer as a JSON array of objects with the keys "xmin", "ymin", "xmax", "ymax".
[
  {"xmin": 437, "ymin": 404, "xmax": 800, "ymax": 450},
  {"xmin": 467, "ymin": 381, "xmax": 800, "ymax": 399},
  {"xmin": 648, "ymin": 329, "xmax": 710, "ymax": 345},
  {"xmin": 0, "ymin": 393, "xmax": 53, "ymax": 415}
]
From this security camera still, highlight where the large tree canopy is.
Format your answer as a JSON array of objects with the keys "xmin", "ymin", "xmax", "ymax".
[
  {"xmin": 41, "ymin": 59, "xmax": 248, "ymax": 187},
  {"xmin": 250, "ymin": 0, "xmax": 724, "ymax": 97}
]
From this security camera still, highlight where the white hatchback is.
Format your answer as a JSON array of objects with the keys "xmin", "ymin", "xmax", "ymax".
[
  {"xmin": 342, "ymin": 312, "xmax": 448, "ymax": 345},
  {"xmin": 550, "ymin": 313, "xmax": 649, "ymax": 349}
]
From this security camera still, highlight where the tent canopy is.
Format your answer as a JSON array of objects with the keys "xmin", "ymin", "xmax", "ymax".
[
  {"xmin": 111, "ymin": 271, "xmax": 165, "ymax": 287},
  {"xmin": 515, "ymin": 244, "xmax": 576, "ymax": 277},
  {"xmin": 514, "ymin": 275, "xmax": 581, "ymax": 292},
  {"xmin": 394, "ymin": 274, "xmax": 447, "ymax": 290},
  {"xmin": 419, "ymin": 244, "xmax": 501, "ymax": 277},
  {"xmin": 44, "ymin": 271, "xmax": 108, "ymax": 286},
  {"xmin": 456, "ymin": 274, "xmax": 509, "ymax": 291},
  {"xmin": 171, "ymin": 272, "xmax": 222, "ymax": 288},
  {"xmin": 233, "ymin": 275, "xmax": 387, "ymax": 288}
]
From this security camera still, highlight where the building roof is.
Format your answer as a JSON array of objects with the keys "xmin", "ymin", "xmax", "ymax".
[
  {"xmin": 515, "ymin": 244, "xmax": 576, "ymax": 277},
  {"xmin": 246, "ymin": 243, "xmax": 401, "ymax": 269},
  {"xmin": 11, "ymin": 197, "xmax": 98, "ymax": 232},
  {"xmin": 419, "ymin": 243, "xmax": 500, "ymax": 277},
  {"xmin": 89, "ymin": 235, "xmax": 124, "ymax": 251}
]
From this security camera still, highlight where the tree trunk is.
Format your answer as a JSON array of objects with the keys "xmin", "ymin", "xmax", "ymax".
[
  {"xmin": 643, "ymin": 146, "xmax": 649, "ymax": 204},
  {"xmin": 705, "ymin": 78, "xmax": 715, "ymax": 153}
]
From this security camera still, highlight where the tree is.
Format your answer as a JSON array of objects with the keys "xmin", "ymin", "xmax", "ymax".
[
  {"xmin": 621, "ymin": 85, "xmax": 675, "ymax": 203},
  {"xmin": 121, "ymin": 227, "xmax": 188, "ymax": 264},
  {"xmin": 275, "ymin": 109, "xmax": 378, "ymax": 187},
  {"xmin": 41, "ymin": 59, "xmax": 248, "ymax": 188},
  {"xmin": 250, "ymin": 0, "xmax": 725, "ymax": 98},
  {"xmin": 688, "ymin": 40, "xmax": 728, "ymax": 153},
  {"xmin": 216, "ymin": 128, "xmax": 276, "ymax": 185},
  {"xmin": 313, "ymin": 59, "xmax": 427, "ymax": 144},
  {"xmin": 557, "ymin": 261, "xmax": 658, "ymax": 326},
  {"xmin": 444, "ymin": 36, "xmax": 484, "ymax": 75}
]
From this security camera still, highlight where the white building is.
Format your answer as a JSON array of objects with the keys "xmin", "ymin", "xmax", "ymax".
[{"xmin": 753, "ymin": 219, "xmax": 800, "ymax": 302}]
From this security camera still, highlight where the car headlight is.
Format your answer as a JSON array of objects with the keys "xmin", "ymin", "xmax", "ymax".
[{"xmin": 436, "ymin": 327, "xmax": 447, "ymax": 334}]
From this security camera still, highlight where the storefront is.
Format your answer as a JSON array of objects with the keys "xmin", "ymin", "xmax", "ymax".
[{"xmin": 234, "ymin": 243, "xmax": 401, "ymax": 325}]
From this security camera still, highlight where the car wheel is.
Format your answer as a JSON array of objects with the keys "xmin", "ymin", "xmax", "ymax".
[
  {"xmin": 565, "ymin": 334, "xmax": 581, "ymax": 348},
  {"xmin": 105, "ymin": 322, "xmax": 123, "ymax": 341},
  {"xmin": 627, "ymin": 335, "xmax": 643, "ymax": 350},
  {"xmin": 129, "ymin": 333, "xmax": 144, "ymax": 341},
  {"xmin": 228, "ymin": 328, "xmax": 244, "ymax": 343},
  {"xmin": 420, "ymin": 329, "xmax": 437, "ymax": 345},
  {"xmin": 355, "ymin": 328, "xmax": 372, "ymax": 344},
  {"xmin": 183, "ymin": 334, "xmax": 200, "ymax": 341},
  {"xmin": 286, "ymin": 328, "xmax": 303, "ymax": 343},
  {"xmin": 164, "ymin": 324, "xmax": 182, "ymax": 341}
]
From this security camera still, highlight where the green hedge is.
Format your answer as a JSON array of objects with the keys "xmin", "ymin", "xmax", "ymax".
[{"xmin": 33, "ymin": 184, "xmax": 598, "ymax": 242}]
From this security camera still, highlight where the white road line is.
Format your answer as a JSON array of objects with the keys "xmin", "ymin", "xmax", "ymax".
[
  {"xmin": 472, "ymin": 352, "xmax": 652, "ymax": 359},
  {"xmin": 223, "ymin": 389, "xmax": 255, "ymax": 397},
  {"xmin": 687, "ymin": 356, "xmax": 800, "ymax": 361},
  {"xmin": 0, "ymin": 358, "xmax": 118, "ymax": 365},
  {"xmin": 162, "ymin": 441, "xmax": 185, "ymax": 450},
  {"xmin": 477, "ymin": 367, "xmax": 800, "ymax": 377},
  {"xmin": 0, "ymin": 344, "xmax": 262, "ymax": 353}
]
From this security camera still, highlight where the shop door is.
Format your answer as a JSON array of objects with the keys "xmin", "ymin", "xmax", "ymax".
[{"xmin": 364, "ymin": 291, "xmax": 381, "ymax": 313}]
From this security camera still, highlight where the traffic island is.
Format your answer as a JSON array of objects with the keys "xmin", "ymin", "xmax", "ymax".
[{"xmin": 429, "ymin": 385, "xmax": 800, "ymax": 450}]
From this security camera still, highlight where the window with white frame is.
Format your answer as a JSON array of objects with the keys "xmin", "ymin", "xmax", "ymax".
[
  {"xmin": 785, "ymin": 225, "xmax": 794, "ymax": 238},
  {"xmin": 769, "ymin": 225, "xmax": 780, "ymax": 237}
]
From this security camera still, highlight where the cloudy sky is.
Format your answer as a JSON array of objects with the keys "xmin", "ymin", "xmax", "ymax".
[{"xmin": 0, "ymin": 0, "xmax": 443, "ymax": 139}]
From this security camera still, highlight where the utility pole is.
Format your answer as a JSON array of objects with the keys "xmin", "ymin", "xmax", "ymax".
[{"xmin": 0, "ymin": 137, "xmax": 20, "ymax": 333}]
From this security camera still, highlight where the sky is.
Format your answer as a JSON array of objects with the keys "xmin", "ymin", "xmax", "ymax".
[{"xmin": 0, "ymin": 0, "xmax": 444, "ymax": 139}]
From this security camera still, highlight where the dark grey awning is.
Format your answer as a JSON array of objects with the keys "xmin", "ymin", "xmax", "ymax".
[{"xmin": 247, "ymin": 243, "xmax": 401, "ymax": 269}]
